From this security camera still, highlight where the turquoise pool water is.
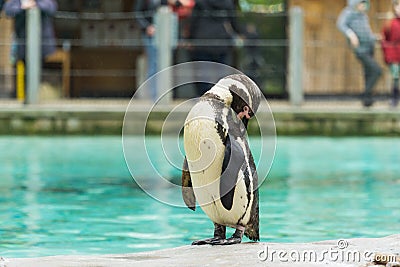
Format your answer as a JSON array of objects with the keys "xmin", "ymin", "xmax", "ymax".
[{"xmin": 0, "ymin": 136, "xmax": 399, "ymax": 257}]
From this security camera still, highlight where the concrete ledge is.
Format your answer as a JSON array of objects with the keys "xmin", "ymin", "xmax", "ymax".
[
  {"xmin": 0, "ymin": 109, "xmax": 125, "ymax": 135},
  {"xmin": 1, "ymin": 100, "xmax": 400, "ymax": 135},
  {"xmin": 2, "ymin": 234, "xmax": 399, "ymax": 267},
  {"xmin": 273, "ymin": 110, "xmax": 400, "ymax": 136}
]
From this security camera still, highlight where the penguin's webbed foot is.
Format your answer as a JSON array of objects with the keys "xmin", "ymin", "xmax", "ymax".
[
  {"xmin": 192, "ymin": 237, "xmax": 225, "ymax": 245},
  {"xmin": 191, "ymin": 236, "xmax": 242, "ymax": 245},
  {"xmin": 192, "ymin": 227, "xmax": 244, "ymax": 246},
  {"xmin": 192, "ymin": 223, "xmax": 227, "ymax": 245},
  {"xmin": 210, "ymin": 236, "xmax": 242, "ymax": 245},
  {"xmin": 223, "ymin": 236, "xmax": 242, "ymax": 245},
  {"xmin": 212, "ymin": 227, "xmax": 243, "ymax": 245}
]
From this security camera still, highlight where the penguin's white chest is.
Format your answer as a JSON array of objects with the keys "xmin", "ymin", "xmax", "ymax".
[
  {"xmin": 183, "ymin": 101, "xmax": 253, "ymax": 227},
  {"xmin": 183, "ymin": 102, "xmax": 226, "ymax": 201}
]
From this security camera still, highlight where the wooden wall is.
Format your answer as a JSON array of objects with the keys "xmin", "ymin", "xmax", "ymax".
[{"xmin": 289, "ymin": 0, "xmax": 393, "ymax": 95}]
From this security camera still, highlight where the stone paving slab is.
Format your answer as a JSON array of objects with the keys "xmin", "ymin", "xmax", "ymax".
[{"xmin": 2, "ymin": 234, "xmax": 399, "ymax": 267}]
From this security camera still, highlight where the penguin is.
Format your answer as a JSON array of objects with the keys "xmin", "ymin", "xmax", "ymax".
[{"xmin": 182, "ymin": 74, "xmax": 261, "ymax": 245}]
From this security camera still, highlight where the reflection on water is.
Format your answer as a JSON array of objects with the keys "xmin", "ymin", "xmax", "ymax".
[{"xmin": 0, "ymin": 136, "xmax": 399, "ymax": 257}]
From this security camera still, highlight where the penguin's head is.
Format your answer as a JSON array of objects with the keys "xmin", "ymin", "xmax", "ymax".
[{"xmin": 208, "ymin": 74, "xmax": 262, "ymax": 128}]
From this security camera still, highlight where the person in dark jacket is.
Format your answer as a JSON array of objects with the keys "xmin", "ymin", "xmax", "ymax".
[
  {"xmin": 382, "ymin": 0, "xmax": 400, "ymax": 107},
  {"xmin": 0, "ymin": 0, "xmax": 5, "ymax": 11},
  {"xmin": 337, "ymin": 0, "xmax": 382, "ymax": 107},
  {"xmin": 189, "ymin": 0, "xmax": 242, "ymax": 96},
  {"xmin": 4, "ymin": 0, "xmax": 57, "ymax": 62}
]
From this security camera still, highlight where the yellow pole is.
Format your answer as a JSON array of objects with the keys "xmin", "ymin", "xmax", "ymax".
[{"xmin": 16, "ymin": 60, "xmax": 25, "ymax": 101}]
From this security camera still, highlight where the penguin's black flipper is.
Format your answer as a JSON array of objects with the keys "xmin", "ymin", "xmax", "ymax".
[
  {"xmin": 220, "ymin": 134, "xmax": 245, "ymax": 211},
  {"xmin": 182, "ymin": 157, "xmax": 196, "ymax": 211}
]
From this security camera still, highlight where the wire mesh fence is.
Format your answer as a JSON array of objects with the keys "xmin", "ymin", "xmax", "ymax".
[{"xmin": 0, "ymin": 3, "xmax": 396, "ymax": 100}]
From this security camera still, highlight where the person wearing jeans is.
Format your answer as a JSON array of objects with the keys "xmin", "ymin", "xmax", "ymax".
[
  {"xmin": 134, "ymin": 0, "xmax": 189, "ymax": 102},
  {"xmin": 4, "ymin": 0, "xmax": 57, "ymax": 61},
  {"xmin": 337, "ymin": 0, "xmax": 382, "ymax": 107}
]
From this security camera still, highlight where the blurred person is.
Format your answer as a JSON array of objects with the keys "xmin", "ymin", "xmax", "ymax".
[
  {"xmin": 134, "ymin": 0, "xmax": 191, "ymax": 102},
  {"xmin": 382, "ymin": 0, "xmax": 400, "ymax": 107},
  {"xmin": 171, "ymin": 0, "xmax": 194, "ymax": 40},
  {"xmin": 337, "ymin": 0, "xmax": 382, "ymax": 107},
  {"xmin": 4, "ymin": 0, "xmax": 57, "ymax": 62},
  {"xmin": 0, "ymin": 0, "xmax": 5, "ymax": 11},
  {"xmin": 189, "ymin": 0, "xmax": 243, "ymax": 96},
  {"xmin": 170, "ymin": 0, "xmax": 194, "ymax": 22}
]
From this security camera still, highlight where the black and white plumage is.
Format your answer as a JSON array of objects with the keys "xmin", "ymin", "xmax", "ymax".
[{"xmin": 182, "ymin": 74, "xmax": 261, "ymax": 245}]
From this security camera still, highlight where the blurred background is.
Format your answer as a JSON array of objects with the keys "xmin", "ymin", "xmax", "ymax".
[{"xmin": 0, "ymin": 0, "xmax": 395, "ymax": 101}]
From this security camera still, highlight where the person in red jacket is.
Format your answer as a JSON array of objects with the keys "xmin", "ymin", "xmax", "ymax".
[{"xmin": 382, "ymin": 0, "xmax": 400, "ymax": 107}]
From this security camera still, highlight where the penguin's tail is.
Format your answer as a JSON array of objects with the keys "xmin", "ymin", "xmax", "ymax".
[
  {"xmin": 244, "ymin": 224, "xmax": 260, "ymax": 241},
  {"xmin": 244, "ymin": 187, "xmax": 260, "ymax": 241}
]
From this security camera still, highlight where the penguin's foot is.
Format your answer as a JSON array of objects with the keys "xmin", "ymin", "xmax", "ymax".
[
  {"xmin": 192, "ymin": 223, "xmax": 227, "ymax": 245},
  {"xmin": 212, "ymin": 236, "xmax": 242, "ymax": 245},
  {"xmin": 192, "ymin": 237, "xmax": 225, "ymax": 245},
  {"xmin": 192, "ymin": 227, "xmax": 244, "ymax": 246},
  {"xmin": 191, "ymin": 236, "xmax": 242, "ymax": 246},
  {"xmin": 213, "ymin": 228, "xmax": 244, "ymax": 245}
]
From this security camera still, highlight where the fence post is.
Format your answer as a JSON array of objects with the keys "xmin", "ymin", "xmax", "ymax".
[
  {"xmin": 289, "ymin": 6, "xmax": 304, "ymax": 106},
  {"xmin": 25, "ymin": 7, "xmax": 41, "ymax": 104},
  {"xmin": 154, "ymin": 6, "xmax": 177, "ymax": 104}
]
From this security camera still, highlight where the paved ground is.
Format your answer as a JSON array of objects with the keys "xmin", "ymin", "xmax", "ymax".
[{"xmin": 1, "ymin": 234, "xmax": 399, "ymax": 267}]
